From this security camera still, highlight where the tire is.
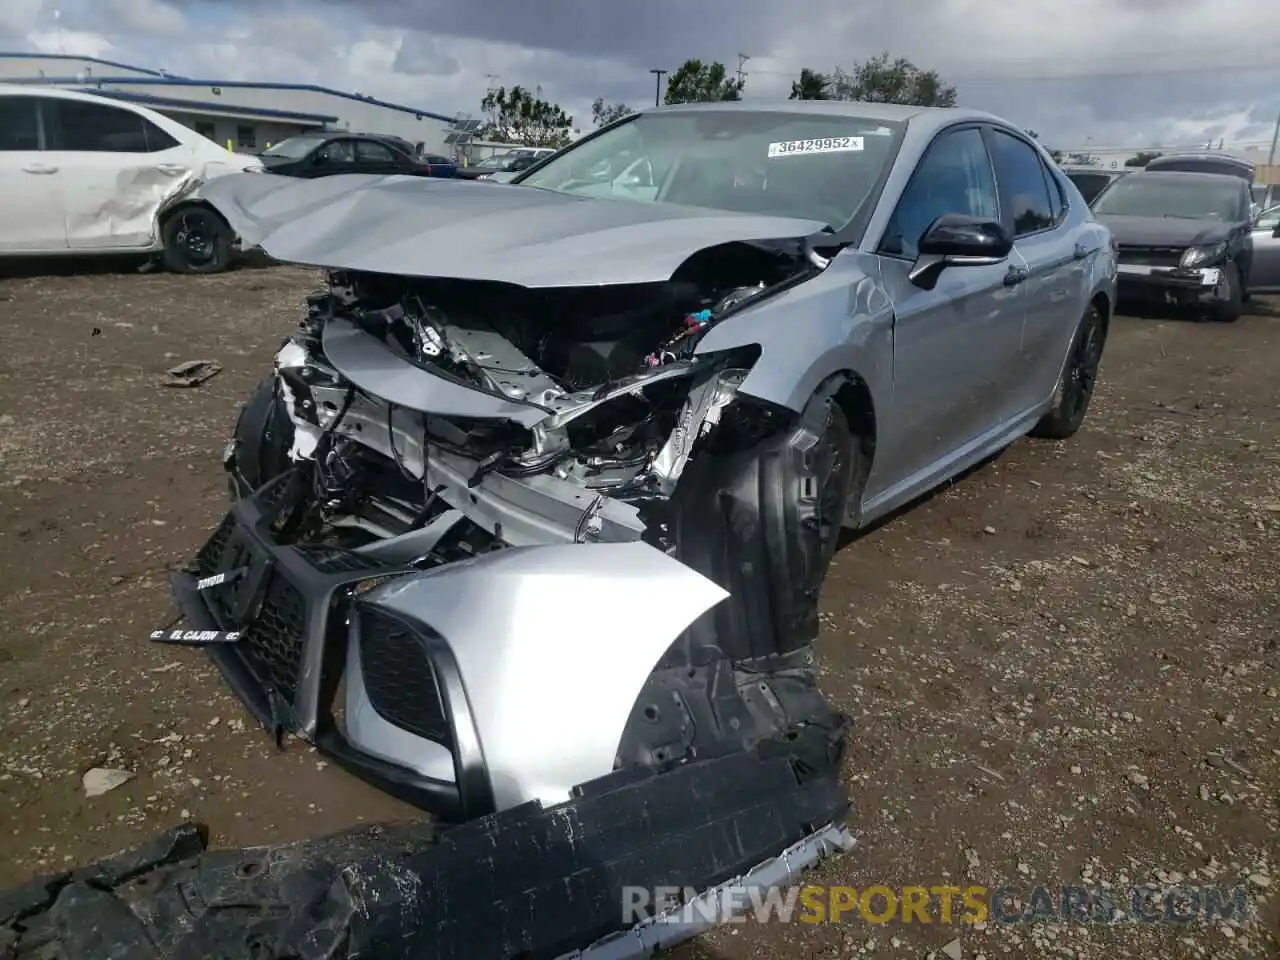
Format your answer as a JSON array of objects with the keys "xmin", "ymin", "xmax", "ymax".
[
  {"xmin": 671, "ymin": 380, "xmax": 861, "ymax": 662},
  {"xmin": 160, "ymin": 205, "xmax": 233, "ymax": 274},
  {"xmin": 1211, "ymin": 261, "xmax": 1243, "ymax": 322},
  {"xmin": 1030, "ymin": 303, "xmax": 1107, "ymax": 441}
]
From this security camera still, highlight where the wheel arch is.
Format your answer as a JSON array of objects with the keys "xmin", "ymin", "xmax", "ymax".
[
  {"xmin": 830, "ymin": 371, "xmax": 877, "ymax": 515},
  {"xmin": 158, "ymin": 198, "xmax": 234, "ymax": 240}
]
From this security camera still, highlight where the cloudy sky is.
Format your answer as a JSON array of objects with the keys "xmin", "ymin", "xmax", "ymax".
[{"xmin": 3, "ymin": 0, "xmax": 1278, "ymax": 154}]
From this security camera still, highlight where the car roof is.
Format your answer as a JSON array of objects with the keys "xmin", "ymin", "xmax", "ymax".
[
  {"xmin": 1126, "ymin": 169, "xmax": 1248, "ymax": 186},
  {"xmin": 1150, "ymin": 151, "xmax": 1255, "ymax": 167},
  {"xmin": 643, "ymin": 98, "xmax": 1003, "ymax": 132}
]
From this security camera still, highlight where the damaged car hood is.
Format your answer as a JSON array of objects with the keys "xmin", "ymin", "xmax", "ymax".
[
  {"xmin": 1097, "ymin": 214, "xmax": 1235, "ymax": 248},
  {"xmin": 194, "ymin": 172, "xmax": 829, "ymax": 286}
]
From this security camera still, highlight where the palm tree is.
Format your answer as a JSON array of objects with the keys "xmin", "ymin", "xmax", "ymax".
[{"xmin": 790, "ymin": 68, "xmax": 831, "ymax": 100}]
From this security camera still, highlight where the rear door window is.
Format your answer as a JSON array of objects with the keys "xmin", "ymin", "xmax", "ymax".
[
  {"xmin": 49, "ymin": 99, "xmax": 179, "ymax": 152},
  {"xmin": 0, "ymin": 96, "xmax": 40, "ymax": 150},
  {"xmin": 355, "ymin": 140, "xmax": 397, "ymax": 163}
]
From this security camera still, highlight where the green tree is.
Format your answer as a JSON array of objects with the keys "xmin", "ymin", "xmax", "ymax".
[
  {"xmin": 829, "ymin": 52, "xmax": 957, "ymax": 107},
  {"xmin": 789, "ymin": 67, "xmax": 831, "ymax": 100},
  {"xmin": 1125, "ymin": 150, "xmax": 1162, "ymax": 168},
  {"xmin": 663, "ymin": 59, "xmax": 744, "ymax": 104},
  {"xmin": 590, "ymin": 98, "xmax": 634, "ymax": 127},
  {"xmin": 479, "ymin": 85, "xmax": 574, "ymax": 148}
]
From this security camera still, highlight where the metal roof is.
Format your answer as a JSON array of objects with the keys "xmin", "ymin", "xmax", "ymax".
[
  {"xmin": 79, "ymin": 88, "xmax": 338, "ymax": 124},
  {"xmin": 0, "ymin": 51, "xmax": 167, "ymax": 76},
  {"xmin": 0, "ymin": 53, "xmax": 454, "ymax": 123}
]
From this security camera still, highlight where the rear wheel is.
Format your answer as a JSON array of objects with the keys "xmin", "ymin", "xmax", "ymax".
[
  {"xmin": 1030, "ymin": 303, "xmax": 1107, "ymax": 441},
  {"xmin": 161, "ymin": 205, "xmax": 233, "ymax": 274}
]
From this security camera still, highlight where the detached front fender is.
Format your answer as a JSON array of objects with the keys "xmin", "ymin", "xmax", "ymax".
[{"xmin": 355, "ymin": 542, "xmax": 728, "ymax": 812}]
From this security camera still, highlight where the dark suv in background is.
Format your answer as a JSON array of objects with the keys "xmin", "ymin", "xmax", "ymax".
[{"xmin": 1091, "ymin": 170, "xmax": 1253, "ymax": 321}]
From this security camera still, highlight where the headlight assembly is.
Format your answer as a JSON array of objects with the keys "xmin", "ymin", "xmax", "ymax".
[{"xmin": 1180, "ymin": 242, "xmax": 1227, "ymax": 268}]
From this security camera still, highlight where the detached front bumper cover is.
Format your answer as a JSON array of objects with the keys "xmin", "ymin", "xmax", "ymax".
[{"xmin": 0, "ymin": 731, "xmax": 852, "ymax": 960}]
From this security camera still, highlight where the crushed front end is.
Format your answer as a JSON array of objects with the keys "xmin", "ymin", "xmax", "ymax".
[
  {"xmin": 1113, "ymin": 243, "xmax": 1235, "ymax": 309},
  {"xmin": 169, "ymin": 245, "xmax": 850, "ymax": 824},
  {"xmin": 144, "ymin": 246, "xmax": 859, "ymax": 957}
]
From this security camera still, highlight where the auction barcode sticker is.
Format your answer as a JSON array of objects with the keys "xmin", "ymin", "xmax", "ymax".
[{"xmin": 767, "ymin": 136, "xmax": 864, "ymax": 158}]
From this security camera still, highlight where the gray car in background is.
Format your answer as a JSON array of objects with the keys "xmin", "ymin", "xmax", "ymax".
[
  {"xmin": 1249, "ymin": 203, "xmax": 1280, "ymax": 290},
  {"xmin": 178, "ymin": 101, "xmax": 1117, "ymax": 821}
]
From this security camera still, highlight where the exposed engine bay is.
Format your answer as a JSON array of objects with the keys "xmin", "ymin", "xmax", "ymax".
[{"xmin": 262, "ymin": 239, "xmax": 818, "ymax": 563}]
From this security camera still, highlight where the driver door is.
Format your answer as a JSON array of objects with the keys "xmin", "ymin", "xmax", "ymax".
[
  {"xmin": 305, "ymin": 139, "xmax": 356, "ymax": 178},
  {"xmin": 868, "ymin": 125, "xmax": 1028, "ymax": 502},
  {"xmin": 1249, "ymin": 204, "xmax": 1280, "ymax": 291}
]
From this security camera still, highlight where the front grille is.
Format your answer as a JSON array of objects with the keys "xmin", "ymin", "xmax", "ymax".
[
  {"xmin": 359, "ymin": 607, "xmax": 453, "ymax": 747},
  {"xmin": 195, "ymin": 523, "xmax": 308, "ymax": 703},
  {"xmin": 237, "ymin": 575, "xmax": 307, "ymax": 701},
  {"xmin": 195, "ymin": 515, "xmax": 236, "ymax": 577},
  {"xmin": 1118, "ymin": 245, "xmax": 1184, "ymax": 268}
]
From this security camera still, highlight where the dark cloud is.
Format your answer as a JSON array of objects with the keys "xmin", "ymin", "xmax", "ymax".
[
  {"xmin": 306, "ymin": 0, "xmax": 787, "ymax": 68},
  {"xmin": 20, "ymin": 0, "xmax": 1280, "ymax": 148},
  {"xmin": 393, "ymin": 35, "xmax": 461, "ymax": 77}
]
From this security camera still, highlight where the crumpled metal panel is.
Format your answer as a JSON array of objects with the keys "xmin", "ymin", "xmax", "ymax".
[
  {"xmin": 192, "ymin": 171, "xmax": 828, "ymax": 286},
  {"xmin": 66, "ymin": 156, "xmax": 255, "ymax": 247}
]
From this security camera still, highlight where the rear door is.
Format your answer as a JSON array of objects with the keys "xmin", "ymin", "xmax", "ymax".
[
  {"xmin": 871, "ymin": 124, "xmax": 1028, "ymax": 497},
  {"xmin": 985, "ymin": 127, "xmax": 1087, "ymax": 414},
  {"xmin": 353, "ymin": 138, "xmax": 406, "ymax": 176},
  {"xmin": 44, "ymin": 96, "xmax": 191, "ymax": 249},
  {"xmin": 0, "ymin": 93, "xmax": 67, "ymax": 252}
]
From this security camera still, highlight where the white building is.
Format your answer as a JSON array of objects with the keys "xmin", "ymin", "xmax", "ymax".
[{"xmin": 0, "ymin": 52, "xmax": 458, "ymax": 155}]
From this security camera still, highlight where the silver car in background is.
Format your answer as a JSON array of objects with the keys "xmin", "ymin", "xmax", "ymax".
[{"xmin": 176, "ymin": 101, "xmax": 1117, "ymax": 822}]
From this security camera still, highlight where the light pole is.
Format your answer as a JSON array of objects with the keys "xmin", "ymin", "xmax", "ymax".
[{"xmin": 650, "ymin": 68, "xmax": 667, "ymax": 106}]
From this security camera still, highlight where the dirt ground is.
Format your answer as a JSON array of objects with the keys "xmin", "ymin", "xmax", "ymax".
[{"xmin": 0, "ymin": 262, "xmax": 1276, "ymax": 960}]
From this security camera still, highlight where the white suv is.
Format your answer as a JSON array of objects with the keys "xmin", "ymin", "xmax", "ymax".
[{"xmin": 0, "ymin": 85, "xmax": 263, "ymax": 273}]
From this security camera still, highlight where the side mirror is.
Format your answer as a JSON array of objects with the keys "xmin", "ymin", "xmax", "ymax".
[{"xmin": 908, "ymin": 214, "xmax": 1013, "ymax": 288}]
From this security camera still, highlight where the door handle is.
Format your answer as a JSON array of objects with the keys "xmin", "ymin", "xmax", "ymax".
[
  {"xmin": 1073, "ymin": 243, "xmax": 1092, "ymax": 260},
  {"xmin": 22, "ymin": 164, "xmax": 58, "ymax": 174},
  {"xmin": 1003, "ymin": 266, "xmax": 1028, "ymax": 287},
  {"xmin": 156, "ymin": 163, "xmax": 188, "ymax": 175}
]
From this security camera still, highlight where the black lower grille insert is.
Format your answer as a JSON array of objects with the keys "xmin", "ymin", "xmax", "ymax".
[
  {"xmin": 238, "ymin": 575, "xmax": 307, "ymax": 702},
  {"xmin": 358, "ymin": 608, "xmax": 453, "ymax": 747}
]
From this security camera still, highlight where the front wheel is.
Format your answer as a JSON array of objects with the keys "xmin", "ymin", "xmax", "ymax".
[
  {"xmin": 1210, "ymin": 261, "xmax": 1243, "ymax": 322},
  {"xmin": 160, "ymin": 205, "xmax": 233, "ymax": 274},
  {"xmin": 1030, "ymin": 303, "xmax": 1107, "ymax": 441}
]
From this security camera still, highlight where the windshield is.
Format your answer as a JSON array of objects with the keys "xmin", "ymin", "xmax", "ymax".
[
  {"xmin": 1092, "ymin": 176, "xmax": 1244, "ymax": 220},
  {"xmin": 262, "ymin": 136, "xmax": 326, "ymax": 159},
  {"xmin": 518, "ymin": 109, "xmax": 904, "ymax": 229}
]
